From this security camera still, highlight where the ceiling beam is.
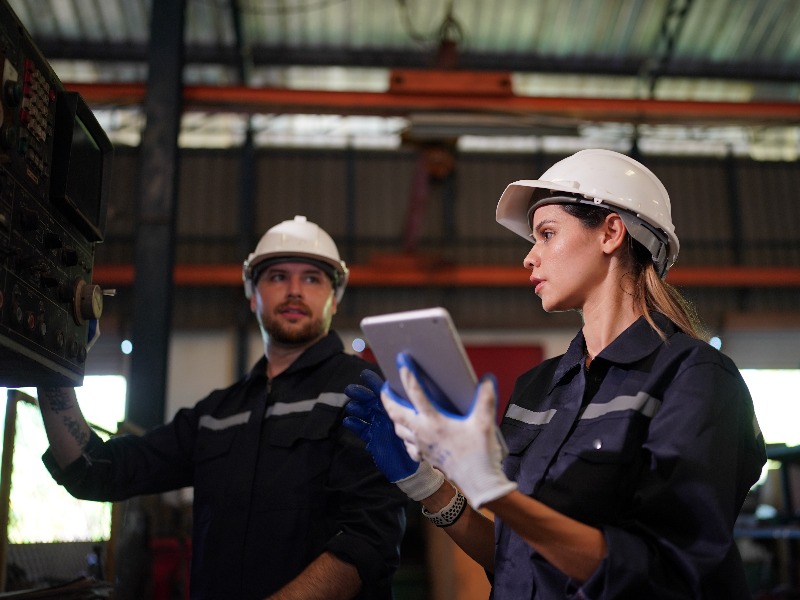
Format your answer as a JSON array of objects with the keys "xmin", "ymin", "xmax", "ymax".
[
  {"xmin": 92, "ymin": 264, "xmax": 800, "ymax": 289},
  {"xmin": 66, "ymin": 80, "xmax": 800, "ymax": 127},
  {"xmin": 39, "ymin": 40, "xmax": 800, "ymax": 83}
]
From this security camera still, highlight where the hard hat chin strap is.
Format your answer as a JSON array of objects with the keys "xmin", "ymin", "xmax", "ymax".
[{"xmin": 617, "ymin": 212, "xmax": 670, "ymax": 279}]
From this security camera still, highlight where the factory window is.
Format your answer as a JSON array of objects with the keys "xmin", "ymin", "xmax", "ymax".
[
  {"xmin": 741, "ymin": 370, "xmax": 800, "ymax": 449},
  {"xmin": 0, "ymin": 376, "xmax": 126, "ymax": 543}
]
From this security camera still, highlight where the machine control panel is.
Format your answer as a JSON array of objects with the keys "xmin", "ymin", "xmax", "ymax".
[{"xmin": 0, "ymin": 0, "xmax": 112, "ymax": 387}]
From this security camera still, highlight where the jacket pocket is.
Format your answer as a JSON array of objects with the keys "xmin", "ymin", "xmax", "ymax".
[
  {"xmin": 193, "ymin": 427, "xmax": 241, "ymax": 503},
  {"xmin": 256, "ymin": 404, "xmax": 342, "ymax": 510},
  {"xmin": 540, "ymin": 415, "xmax": 646, "ymax": 522},
  {"xmin": 502, "ymin": 421, "xmax": 542, "ymax": 455},
  {"xmin": 500, "ymin": 422, "xmax": 542, "ymax": 483},
  {"xmin": 561, "ymin": 413, "xmax": 645, "ymax": 465},
  {"xmin": 195, "ymin": 427, "xmax": 238, "ymax": 463},
  {"xmin": 267, "ymin": 403, "xmax": 340, "ymax": 448}
]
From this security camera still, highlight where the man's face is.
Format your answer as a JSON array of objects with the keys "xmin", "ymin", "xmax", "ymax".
[{"xmin": 250, "ymin": 261, "xmax": 337, "ymax": 347}]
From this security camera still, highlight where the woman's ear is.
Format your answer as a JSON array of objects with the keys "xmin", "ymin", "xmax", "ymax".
[{"xmin": 601, "ymin": 213, "xmax": 627, "ymax": 255}]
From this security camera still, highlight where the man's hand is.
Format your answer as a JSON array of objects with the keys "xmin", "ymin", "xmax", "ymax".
[
  {"xmin": 381, "ymin": 352, "xmax": 517, "ymax": 508},
  {"xmin": 344, "ymin": 369, "xmax": 443, "ymax": 501}
]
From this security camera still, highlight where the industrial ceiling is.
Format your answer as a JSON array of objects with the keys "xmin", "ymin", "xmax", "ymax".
[
  {"xmin": 6, "ymin": 0, "xmax": 800, "ymax": 156},
  {"xmin": 4, "ymin": 0, "xmax": 798, "ymax": 412}
]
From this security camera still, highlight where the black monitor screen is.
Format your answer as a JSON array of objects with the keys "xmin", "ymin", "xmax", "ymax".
[
  {"xmin": 49, "ymin": 91, "xmax": 112, "ymax": 242},
  {"xmin": 67, "ymin": 116, "xmax": 103, "ymax": 228}
]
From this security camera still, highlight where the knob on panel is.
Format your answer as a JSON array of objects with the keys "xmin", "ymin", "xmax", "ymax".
[{"xmin": 71, "ymin": 278, "xmax": 104, "ymax": 324}]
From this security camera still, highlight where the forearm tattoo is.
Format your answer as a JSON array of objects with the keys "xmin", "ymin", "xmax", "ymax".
[
  {"xmin": 39, "ymin": 387, "xmax": 75, "ymax": 413},
  {"xmin": 64, "ymin": 416, "xmax": 90, "ymax": 448},
  {"xmin": 39, "ymin": 387, "xmax": 90, "ymax": 448}
]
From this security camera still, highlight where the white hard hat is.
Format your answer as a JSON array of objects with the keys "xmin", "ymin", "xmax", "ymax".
[
  {"xmin": 496, "ymin": 149, "xmax": 679, "ymax": 278},
  {"xmin": 242, "ymin": 215, "xmax": 349, "ymax": 302}
]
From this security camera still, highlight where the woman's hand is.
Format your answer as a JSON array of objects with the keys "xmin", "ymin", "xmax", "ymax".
[{"xmin": 381, "ymin": 353, "xmax": 517, "ymax": 507}]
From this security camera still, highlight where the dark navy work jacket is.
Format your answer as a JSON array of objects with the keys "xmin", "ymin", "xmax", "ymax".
[
  {"xmin": 44, "ymin": 332, "xmax": 407, "ymax": 600},
  {"xmin": 494, "ymin": 314, "xmax": 766, "ymax": 599}
]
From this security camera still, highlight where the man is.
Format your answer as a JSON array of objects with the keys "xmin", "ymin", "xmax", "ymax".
[{"xmin": 37, "ymin": 215, "xmax": 407, "ymax": 599}]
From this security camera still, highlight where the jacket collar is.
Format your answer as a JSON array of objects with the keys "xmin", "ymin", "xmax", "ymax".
[
  {"xmin": 550, "ymin": 313, "xmax": 677, "ymax": 391},
  {"xmin": 247, "ymin": 331, "xmax": 344, "ymax": 382}
]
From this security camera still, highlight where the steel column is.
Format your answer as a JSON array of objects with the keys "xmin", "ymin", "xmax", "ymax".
[{"xmin": 127, "ymin": 1, "xmax": 186, "ymax": 429}]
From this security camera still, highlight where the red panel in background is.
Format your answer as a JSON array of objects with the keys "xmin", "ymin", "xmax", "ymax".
[
  {"xmin": 151, "ymin": 537, "xmax": 191, "ymax": 600},
  {"xmin": 358, "ymin": 344, "xmax": 544, "ymax": 420},
  {"xmin": 465, "ymin": 345, "xmax": 543, "ymax": 418}
]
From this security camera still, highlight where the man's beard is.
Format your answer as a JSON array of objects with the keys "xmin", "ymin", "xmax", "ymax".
[{"xmin": 263, "ymin": 306, "xmax": 328, "ymax": 346}]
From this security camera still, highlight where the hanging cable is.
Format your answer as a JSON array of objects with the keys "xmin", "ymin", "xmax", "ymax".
[
  {"xmin": 396, "ymin": 0, "xmax": 464, "ymax": 48},
  {"xmin": 639, "ymin": 0, "xmax": 695, "ymax": 98}
]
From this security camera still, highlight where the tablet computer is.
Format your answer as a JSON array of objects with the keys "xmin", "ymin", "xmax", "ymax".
[{"xmin": 359, "ymin": 307, "xmax": 478, "ymax": 415}]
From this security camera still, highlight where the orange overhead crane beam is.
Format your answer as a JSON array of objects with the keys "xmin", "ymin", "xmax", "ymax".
[
  {"xmin": 92, "ymin": 264, "xmax": 800, "ymax": 289},
  {"xmin": 65, "ymin": 78, "xmax": 800, "ymax": 125},
  {"xmin": 76, "ymin": 73, "xmax": 800, "ymax": 290}
]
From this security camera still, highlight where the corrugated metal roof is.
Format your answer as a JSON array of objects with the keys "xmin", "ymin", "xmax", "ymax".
[
  {"xmin": 5, "ymin": 0, "xmax": 800, "ymax": 153},
  {"xmin": 8, "ymin": 0, "xmax": 799, "ymax": 84}
]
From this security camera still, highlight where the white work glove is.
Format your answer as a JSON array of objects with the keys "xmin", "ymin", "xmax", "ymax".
[{"xmin": 381, "ymin": 352, "xmax": 517, "ymax": 508}]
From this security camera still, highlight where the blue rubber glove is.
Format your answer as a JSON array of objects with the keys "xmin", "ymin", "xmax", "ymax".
[
  {"xmin": 345, "ymin": 369, "xmax": 444, "ymax": 501},
  {"xmin": 345, "ymin": 369, "xmax": 418, "ymax": 481}
]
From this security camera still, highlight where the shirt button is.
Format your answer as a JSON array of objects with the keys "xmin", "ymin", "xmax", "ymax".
[{"xmin": 592, "ymin": 438, "xmax": 603, "ymax": 450}]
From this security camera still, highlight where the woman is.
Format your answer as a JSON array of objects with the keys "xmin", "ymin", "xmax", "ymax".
[{"xmin": 345, "ymin": 149, "xmax": 766, "ymax": 599}]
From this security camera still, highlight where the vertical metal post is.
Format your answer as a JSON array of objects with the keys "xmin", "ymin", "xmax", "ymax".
[
  {"xmin": 723, "ymin": 149, "xmax": 748, "ymax": 311},
  {"xmin": 127, "ymin": 1, "xmax": 186, "ymax": 429},
  {"xmin": 441, "ymin": 168, "xmax": 456, "ymax": 241},
  {"xmin": 232, "ymin": 0, "xmax": 257, "ymax": 378},
  {"xmin": 345, "ymin": 147, "xmax": 357, "ymax": 269},
  {"xmin": 236, "ymin": 127, "xmax": 257, "ymax": 377},
  {"xmin": 724, "ymin": 150, "xmax": 744, "ymax": 265}
]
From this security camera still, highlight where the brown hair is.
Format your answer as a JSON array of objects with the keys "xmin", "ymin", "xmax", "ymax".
[{"xmin": 561, "ymin": 204, "xmax": 703, "ymax": 340}]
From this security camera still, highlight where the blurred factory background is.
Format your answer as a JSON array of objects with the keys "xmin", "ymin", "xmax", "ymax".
[{"xmin": 1, "ymin": 0, "xmax": 799, "ymax": 598}]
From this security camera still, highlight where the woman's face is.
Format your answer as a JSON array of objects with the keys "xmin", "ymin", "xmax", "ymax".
[{"xmin": 522, "ymin": 204, "xmax": 607, "ymax": 312}]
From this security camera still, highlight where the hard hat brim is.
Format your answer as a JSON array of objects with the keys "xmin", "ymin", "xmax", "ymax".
[
  {"xmin": 496, "ymin": 180, "xmax": 676, "ymax": 278},
  {"xmin": 249, "ymin": 256, "xmax": 339, "ymax": 286},
  {"xmin": 246, "ymin": 252, "xmax": 347, "ymax": 282},
  {"xmin": 496, "ymin": 179, "xmax": 585, "ymax": 240}
]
